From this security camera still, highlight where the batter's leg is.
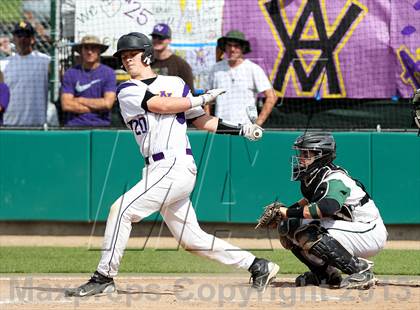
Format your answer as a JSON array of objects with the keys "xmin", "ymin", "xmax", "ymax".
[{"xmin": 161, "ymin": 197, "xmax": 279, "ymax": 291}]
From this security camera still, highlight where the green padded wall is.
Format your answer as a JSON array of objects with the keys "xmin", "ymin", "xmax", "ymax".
[
  {"xmin": 0, "ymin": 130, "xmax": 419, "ymax": 224},
  {"xmin": 0, "ymin": 131, "xmax": 90, "ymax": 220},
  {"xmin": 90, "ymin": 130, "xmax": 145, "ymax": 222},
  {"xmin": 371, "ymin": 133, "xmax": 420, "ymax": 224}
]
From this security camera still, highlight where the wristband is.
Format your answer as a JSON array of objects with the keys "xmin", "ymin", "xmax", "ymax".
[
  {"xmin": 189, "ymin": 96, "xmax": 204, "ymax": 108},
  {"xmin": 286, "ymin": 206, "xmax": 304, "ymax": 218},
  {"xmin": 216, "ymin": 118, "xmax": 241, "ymax": 135},
  {"xmin": 288, "ymin": 202, "xmax": 300, "ymax": 209},
  {"xmin": 308, "ymin": 203, "xmax": 320, "ymax": 219}
]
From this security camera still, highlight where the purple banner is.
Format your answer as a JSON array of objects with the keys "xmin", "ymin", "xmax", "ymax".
[
  {"xmin": 223, "ymin": 0, "xmax": 420, "ymax": 99},
  {"xmin": 393, "ymin": 0, "xmax": 420, "ymax": 98}
]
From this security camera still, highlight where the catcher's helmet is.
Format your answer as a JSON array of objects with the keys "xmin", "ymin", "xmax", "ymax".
[
  {"xmin": 113, "ymin": 32, "xmax": 154, "ymax": 65},
  {"xmin": 291, "ymin": 132, "xmax": 336, "ymax": 181}
]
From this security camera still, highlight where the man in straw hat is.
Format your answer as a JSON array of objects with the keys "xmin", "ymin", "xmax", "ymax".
[
  {"xmin": 206, "ymin": 30, "xmax": 277, "ymax": 126},
  {"xmin": 61, "ymin": 35, "xmax": 116, "ymax": 126}
]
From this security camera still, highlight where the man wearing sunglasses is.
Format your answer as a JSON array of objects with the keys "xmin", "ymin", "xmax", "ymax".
[
  {"xmin": 2, "ymin": 21, "xmax": 50, "ymax": 126},
  {"xmin": 150, "ymin": 23, "xmax": 195, "ymax": 94}
]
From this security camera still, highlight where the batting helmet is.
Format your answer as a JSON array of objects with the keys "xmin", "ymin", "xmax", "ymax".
[
  {"xmin": 291, "ymin": 132, "xmax": 336, "ymax": 181},
  {"xmin": 113, "ymin": 32, "xmax": 154, "ymax": 65}
]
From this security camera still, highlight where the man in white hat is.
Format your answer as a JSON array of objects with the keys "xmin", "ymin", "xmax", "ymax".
[{"xmin": 61, "ymin": 35, "xmax": 116, "ymax": 126}]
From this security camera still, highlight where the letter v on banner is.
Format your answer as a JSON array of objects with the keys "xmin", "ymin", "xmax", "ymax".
[{"xmin": 259, "ymin": 0, "xmax": 367, "ymax": 98}]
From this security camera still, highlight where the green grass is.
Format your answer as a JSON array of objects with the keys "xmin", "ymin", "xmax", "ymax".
[{"xmin": 0, "ymin": 247, "xmax": 419, "ymax": 275}]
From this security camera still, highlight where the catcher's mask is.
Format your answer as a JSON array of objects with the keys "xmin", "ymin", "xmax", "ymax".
[
  {"xmin": 291, "ymin": 132, "xmax": 336, "ymax": 181},
  {"xmin": 113, "ymin": 32, "xmax": 154, "ymax": 65}
]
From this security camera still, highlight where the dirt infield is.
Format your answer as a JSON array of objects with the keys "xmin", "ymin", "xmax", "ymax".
[{"xmin": 0, "ymin": 274, "xmax": 419, "ymax": 310}]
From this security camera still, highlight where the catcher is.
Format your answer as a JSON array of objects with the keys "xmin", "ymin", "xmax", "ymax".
[{"xmin": 256, "ymin": 132, "xmax": 387, "ymax": 289}]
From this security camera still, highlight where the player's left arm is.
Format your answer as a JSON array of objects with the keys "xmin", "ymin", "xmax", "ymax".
[
  {"xmin": 256, "ymin": 88, "xmax": 277, "ymax": 126},
  {"xmin": 277, "ymin": 179, "xmax": 350, "ymax": 220},
  {"xmin": 147, "ymin": 89, "xmax": 225, "ymax": 114}
]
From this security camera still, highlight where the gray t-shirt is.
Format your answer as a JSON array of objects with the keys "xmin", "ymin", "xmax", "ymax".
[{"xmin": 2, "ymin": 51, "xmax": 50, "ymax": 126}]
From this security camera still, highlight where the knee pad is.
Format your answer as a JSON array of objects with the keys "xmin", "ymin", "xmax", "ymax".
[
  {"xmin": 277, "ymin": 218, "xmax": 301, "ymax": 237},
  {"xmin": 279, "ymin": 235, "xmax": 294, "ymax": 250},
  {"xmin": 293, "ymin": 222, "xmax": 324, "ymax": 250}
]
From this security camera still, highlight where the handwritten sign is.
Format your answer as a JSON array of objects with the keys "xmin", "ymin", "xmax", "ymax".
[
  {"xmin": 75, "ymin": 0, "xmax": 156, "ymax": 54},
  {"xmin": 74, "ymin": 0, "xmax": 223, "ymax": 49},
  {"xmin": 75, "ymin": 0, "xmax": 224, "ymax": 88}
]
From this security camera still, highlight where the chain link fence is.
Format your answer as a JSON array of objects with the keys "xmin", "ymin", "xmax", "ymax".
[
  {"xmin": 0, "ymin": 0, "xmax": 417, "ymax": 130},
  {"xmin": 0, "ymin": 0, "xmax": 53, "ymax": 58}
]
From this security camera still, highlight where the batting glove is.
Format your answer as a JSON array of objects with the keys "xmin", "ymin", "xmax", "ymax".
[
  {"xmin": 190, "ymin": 88, "xmax": 226, "ymax": 107},
  {"xmin": 240, "ymin": 123, "xmax": 264, "ymax": 141}
]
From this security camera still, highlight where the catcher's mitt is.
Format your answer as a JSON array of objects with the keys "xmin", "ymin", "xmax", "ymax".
[{"xmin": 255, "ymin": 201, "xmax": 285, "ymax": 229}]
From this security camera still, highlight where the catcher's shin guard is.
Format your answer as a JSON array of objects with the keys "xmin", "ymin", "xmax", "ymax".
[
  {"xmin": 291, "ymin": 247, "xmax": 342, "ymax": 287},
  {"xmin": 309, "ymin": 234, "xmax": 371, "ymax": 275}
]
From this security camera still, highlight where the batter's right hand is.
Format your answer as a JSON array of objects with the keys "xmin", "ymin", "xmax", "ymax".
[{"xmin": 240, "ymin": 123, "xmax": 264, "ymax": 141}]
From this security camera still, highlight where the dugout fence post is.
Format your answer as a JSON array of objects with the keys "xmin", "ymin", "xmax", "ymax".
[{"xmin": 49, "ymin": 0, "xmax": 61, "ymax": 121}]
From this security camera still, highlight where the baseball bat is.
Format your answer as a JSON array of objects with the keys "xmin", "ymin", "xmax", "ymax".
[{"xmin": 246, "ymin": 105, "xmax": 263, "ymax": 139}]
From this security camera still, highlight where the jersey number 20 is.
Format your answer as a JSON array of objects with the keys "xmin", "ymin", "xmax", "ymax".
[{"xmin": 128, "ymin": 117, "xmax": 148, "ymax": 136}]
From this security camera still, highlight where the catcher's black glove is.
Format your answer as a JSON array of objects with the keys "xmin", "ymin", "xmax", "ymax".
[{"xmin": 255, "ymin": 201, "xmax": 285, "ymax": 229}]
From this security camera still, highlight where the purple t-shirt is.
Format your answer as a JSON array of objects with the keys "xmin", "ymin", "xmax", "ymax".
[
  {"xmin": 0, "ymin": 82, "xmax": 10, "ymax": 125},
  {"xmin": 61, "ymin": 64, "xmax": 116, "ymax": 126}
]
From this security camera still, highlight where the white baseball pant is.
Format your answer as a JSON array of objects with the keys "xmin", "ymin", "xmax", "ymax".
[{"xmin": 97, "ymin": 155, "xmax": 255, "ymax": 278}]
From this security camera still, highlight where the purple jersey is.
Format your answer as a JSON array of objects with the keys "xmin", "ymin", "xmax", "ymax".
[
  {"xmin": 61, "ymin": 64, "xmax": 116, "ymax": 126},
  {"xmin": 0, "ymin": 82, "xmax": 10, "ymax": 125}
]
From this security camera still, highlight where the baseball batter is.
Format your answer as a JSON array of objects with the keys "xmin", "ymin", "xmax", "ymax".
[
  {"xmin": 256, "ymin": 132, "xmax": 387, "ymax": 289},
  {"xmin": 66, "ymin": 32, "xmax": 279, "ymax": 297}
]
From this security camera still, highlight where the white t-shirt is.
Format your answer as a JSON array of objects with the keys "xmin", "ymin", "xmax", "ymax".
[
  {"xmin": 117, "ymin": 75, "xmax": 204, "ymax": 158},
  {"xmin": 207, "ymin": 59, "xmax": 272, "ymax": 124},
  {"xmin": 2, "ymin": 51, "xmax": 50, "ymax": 126}
]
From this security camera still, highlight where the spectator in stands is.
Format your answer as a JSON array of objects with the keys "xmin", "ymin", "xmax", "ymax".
[
  {"xmin": 0, "ymin": 70, "xmax": 10, "ymax": 125},
  {"xmin": 61, "ymin": 35, "xmax": 116, "ymax": 127},
  {"xmin": 23, "ymin": 10, "xmax": 50, "ymax": 44},
  {"xmin": 151, "ymin": 23, "xmax": 195, "ymax": 93},
  {"xmin": 206, "ymin": 30, "xmax": 277, "ymax": 126},
  {"xmin": 0, "ymin": 35, "xmax": 14, "ymax": 58},
  {"xmin": 2, "ymin": 21, "xmax": 50, "ymax": 126}
]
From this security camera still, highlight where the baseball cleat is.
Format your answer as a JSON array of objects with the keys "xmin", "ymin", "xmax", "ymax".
[
  {"xmin": 340, "ymin": 258, "xmax": 377, "ymax": 290},
  {"xmin": 65, "ymin": 271, "xmax": 116, "ymax": 297},
  {"xmin": 295, "ymin": 267, "xmax": 342, "ymax": 287},
  {"xmin": 248, "ymin": 258, "xmax": 280, "ymax": 292},
  {"xmin": 340, "ymin": 269, "xmax": 378, "ymax": 290}
]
